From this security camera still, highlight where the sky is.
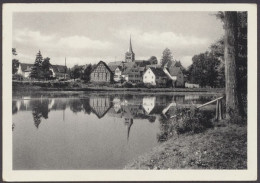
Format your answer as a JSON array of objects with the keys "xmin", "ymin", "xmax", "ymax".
[{"xmin": 13, "ymin": 12, "xmax": 224, "ymax": 68}]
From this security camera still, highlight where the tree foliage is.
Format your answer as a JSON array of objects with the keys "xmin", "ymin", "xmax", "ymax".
[
  {"xmin": 83, "ymin": 64, "xmax": 92, "ymax": 82},
  {"xmin": 12, "ymin": 48, "xmax": 19, "ymax": 74},
  {"xmin": 30, "ymin": 51, "xmax": 44, "ymax": 80},
  {"xmin": 70, "ymin": 65, "xmax": 83, "ymax": 81},
  {"xmin": 160, "ymin": 48, "xmax": 173, "ymax": 67},
  {"xmin": 148, "ymin": 56, "xmax": 158, "ymax": 65},
  {"xmin": 42, "ymin": 57, "xmax": 53, "ymax": 80},
  {"xmin": 188, "ymin": 52, "xmax": 221, "ymax": 88}
]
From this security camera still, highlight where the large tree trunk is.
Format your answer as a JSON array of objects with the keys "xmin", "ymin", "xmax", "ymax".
[{"xmin": 224, "ymin": 12, "xmax": 240, "ymax": 119}]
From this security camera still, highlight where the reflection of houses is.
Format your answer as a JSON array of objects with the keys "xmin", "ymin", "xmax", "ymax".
[
  {"xmin": 89, "ymin": 96, "xmax": 112, "ymax": 118},
  {"xmin": 142, "ymin": 97, "xmax": 156, "ymax": 114},
  {"xmin": 184, "ymin": 95, "xmax": 200, "ymax": 100},
  {"xmin": 90, "ymin": 61, "xmax": 113, "ymax": 83},
  {"xmin": 125, "ymin": 118, "xmax": 133, "ymax": 141},
  {"xmin": 113, "ymin": 97, "xmax": 122, "ymax": 113}
]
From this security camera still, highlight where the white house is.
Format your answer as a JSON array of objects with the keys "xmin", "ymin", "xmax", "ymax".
[
  {"xmin": 17, "ymin": 63, "xmax": 34, "ymax": 78},
  {"xmin": 143, "ymin": 67, "xmax": 168, "ymax": 86},
  {"xmin": 114, "ymin": 66, "xmax": 123, "ymax": 82}
]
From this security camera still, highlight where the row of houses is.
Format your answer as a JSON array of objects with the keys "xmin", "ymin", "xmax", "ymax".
[
  {"xmin": 15, "ymin": 37, "xmax": 187, "ymax": 87},
  {"xmin": 16, "ymin": 63, "xmax": 68, "ymax": 79},
  {"xmin": 89, "ymin": 37, "xmax": 185, "ymax": 87},
  {"xmin": 90, "ymin": 60, "xmax": 185, "ymax": 87}
]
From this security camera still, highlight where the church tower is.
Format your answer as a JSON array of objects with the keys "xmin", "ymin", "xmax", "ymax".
[{"xmin": 125, "ymin": 36, "xmax": 135, "ymax": 62}]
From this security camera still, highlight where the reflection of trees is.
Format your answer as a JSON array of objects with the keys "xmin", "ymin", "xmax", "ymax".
[
  {"xmin": 69, "ymin": 99, "xmax": 83, "ymax": 113},
  {"xmin": 82, "ymin": 98, "xmax": 92, "ymax": 114},
  {"xmin": 12, "ymin": 101, "xmax": 18, "ymax": 114},
  {"xmin": 30, "ymin": 100, "xmax": 50, "ymax": 129}
]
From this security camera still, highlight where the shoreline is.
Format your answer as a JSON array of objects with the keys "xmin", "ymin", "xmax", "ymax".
[
  {"xmin": 124, "ymin": 121, "xmax": 247, "ymax": 170},
  {"xmin": 13, "ymin": 81, "xmax": 224, "ymax": 94}
]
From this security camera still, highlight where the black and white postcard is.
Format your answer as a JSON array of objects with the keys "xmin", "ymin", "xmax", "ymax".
[{"xmin": 2, "ymin": 3, "xmax": 257, "ymax": 181}]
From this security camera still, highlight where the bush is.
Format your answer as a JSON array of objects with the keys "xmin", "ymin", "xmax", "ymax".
[
  {"xmin": 122, "ymin": 82, "xmax": 133, "ymax": 88},
  {"xmin": 135, "ymin": 82, "xmax": 145, "ymax": 88},
  {"xmin": 176, "ymin": 108, "xmax": 214, "ymax": 134},
  {"xmin": 12, "ymin": 74, "xmax": 24, "ymax": 81}
]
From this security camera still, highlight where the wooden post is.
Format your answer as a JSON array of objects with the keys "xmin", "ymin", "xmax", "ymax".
[
  {"xmin": 218, "ymin": 99, "xmax": 223, "ymax": 120},
  {"xmin": 216, "ymin": 100, "xmax": 219, "ymax": 120}
]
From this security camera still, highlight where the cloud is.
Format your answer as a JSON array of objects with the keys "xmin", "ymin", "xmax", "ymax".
[
  {"xmin": 113, "ymin": 28, "xmax": 210, "ymax": 52},
  {"xmin": 14, "ymin": 29, "xmax": 55, "ymax": 43},
  {"xmin": 177, "ymin": 55, "xmax": 193, "ymax": 68},
  {"xmin": 58, "ymin": 36, "xmax": 113, "ymax": 50},
  {"xmin": 13, "ymin": 29, "xmax": 113, "ymax": 51}
]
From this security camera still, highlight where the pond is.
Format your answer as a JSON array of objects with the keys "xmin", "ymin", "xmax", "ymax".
[{"xmin": 12, "ymin": 92, "xmax": 218, "ymax": 170}]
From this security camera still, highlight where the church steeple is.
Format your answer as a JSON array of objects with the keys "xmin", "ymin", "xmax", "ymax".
[
  {"xmin": 125, "ymin": 35, "xmax": 135, "ymax": 62},
  {"xmin": 129, "ymin": 35, "xmax": 133, "ymax": 53}
]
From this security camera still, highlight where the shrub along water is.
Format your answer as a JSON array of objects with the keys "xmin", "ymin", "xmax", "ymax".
[{"xmin": 157, "ymin": 108, "xmax": 215, "ymax": 142}]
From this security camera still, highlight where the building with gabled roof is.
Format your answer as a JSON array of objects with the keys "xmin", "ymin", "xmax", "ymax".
[
  {"xmin": 143, "ymin": 67, "xmax": 168, "ymax": 86},
  {"xmin": 17, "ymin": 63, "xmax": 34, "ymax": 78},
  {"xmin": 164, "ymin": 66, "xmax": 184, "ymax": 87},
  {"xmin": 108, "ymin": 65, "xmax": 123, "ymax": 82},
  {"xmin": 90, "ymin": 61, "xmax": 113, "ymax": 83},
  {"xmin": 51, "ymin": 65, "xmax": 68, "ymax": 79}
]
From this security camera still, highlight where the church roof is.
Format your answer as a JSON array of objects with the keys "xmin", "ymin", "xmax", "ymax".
[
  {"xmin": 168, "ymin": 66, "xmax": 182, "ymax": 76},
  {"xmin": 128, "ymin": 36, "xmax": 134, "ymax": 53},
  {"xmin": 52, "ymin": 65, "xmax": 67, "ymax": 73},
  {"xmin": 149, "ymin": 67, "xmax": 168, "ymax": 78},
  {"xmin": 107, "ymin": 61, "xmax": 124, "ymax": 66}
]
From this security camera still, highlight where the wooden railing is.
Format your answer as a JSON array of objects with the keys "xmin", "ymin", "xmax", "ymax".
[
  {"xmin": 168, "ymin": 96, "xmax": 224, "ymax": 121},
  {"xmin": 197, "ymin": 96, "xmax": 224, "ymax": 120}
]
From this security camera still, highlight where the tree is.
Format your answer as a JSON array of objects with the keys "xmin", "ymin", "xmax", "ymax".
[
  {"xmin": 12, "ymin": 48, "xmax": 19, "ymax": 74},
  {"xmin": 70, "ymin": 65, "xmax": 83, "ymax": 81},
  {"xmin": 83, "ymin": 64, "xmax": 92, "ymax": 82},
  {"xmin": 210, "ymin": 38, "xmax": 225, "ymax": 88},
  {"xmin": 160, "ymin": 48, "xmax": 173, "ymax": 67},
  {"xmin": 148, "ymin": 56, "xmax": 158, "ymax": 65},
  {"xmin": 188, "ymin": 52, "xmax": 220, "ymax": 88},
  {"xmin": 223, "ymin": 12, "xmax": 240, "ymax": 119},
  {"xmin": 30, "ymin": 51, "xmax": 44, "ymax": 80},
  {"xmin": 42, "ymin": 57, "xmax": 53, "ymax": 80},
  {"xmin": 12, "ymin": 48, "xmax": 17, "ymax": 56}
]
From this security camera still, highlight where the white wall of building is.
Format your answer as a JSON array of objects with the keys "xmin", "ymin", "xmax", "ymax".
[{"xmin": 143, "ymin": 68, "xmax": 156, "ymax": 85}]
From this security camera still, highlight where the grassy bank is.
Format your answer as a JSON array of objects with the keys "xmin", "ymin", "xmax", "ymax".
[
  {"xmin": 13, "ymin": 80, "xmax": 224, "ymax": 94},
  {"xmin": 125, "ymin": 121, "xmax": 247, "ymax": 169}
]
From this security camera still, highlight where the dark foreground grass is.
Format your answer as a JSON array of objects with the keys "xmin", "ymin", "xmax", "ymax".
[{"xmin": 125, "ymin": 121, "xmax": 247, "ymax": 169}]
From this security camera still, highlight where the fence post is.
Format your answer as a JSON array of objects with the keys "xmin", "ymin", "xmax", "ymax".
[
  {"xmin": 218, "ymin": 99, "xmax": 223, "ymax": 120},
  {"xmin": 215, "ymin": 100, "xmax": 219, "ymax": 120}
]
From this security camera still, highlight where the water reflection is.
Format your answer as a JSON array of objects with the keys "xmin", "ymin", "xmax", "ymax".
[
  {"xmin": 13, "ymin": 94, "xmax": 214, "ymax": 131},
  {"xmin": 12, "ymin": 93, "xmax": 216, "ymax": 169}
]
